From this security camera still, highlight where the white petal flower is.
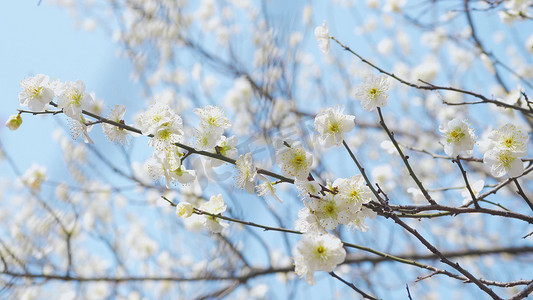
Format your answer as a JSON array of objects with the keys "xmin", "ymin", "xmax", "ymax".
[
  {"xmin": 22, "ymin": 164, "xmax": 47, "ymax": 192},
  {"xmin": 69, "ymin": 117, "xmax": 94, "ymax": 144},
  {"xmin": 354, "ymin": 75, "xmax": 389, "ymax": 111},
  {"xmin": 314, "ymin": 21, "xmax": 330, "ymax": 54},
  {"xmin": 198, "ymin": 194, "xmax": 228, "ymax": 233},
  {"xmin": 256, "ymin": 176, "xmax": 282, "ymax": 202},
  {"xmin": 488, "ymin": 123, "xmax": 528, "ymax": 156},
  {"xmin": 314, "ymin": 107, "xmax": 355, "ymax": 147},
  {"xmin": 194, "ymin": 105, "xmax": 230, "ymax": 133},
  {"xmin": 461, "ymin": 179, "xmax": 485, "ymax": 202},
  {"xmin": 57, "ymin": 80, "xmax": 94, "ymax": 120},
  {"xmin": 18, "ymin": 74, "xmax": 55, "ymax": 111},
  {"xmin": 295, "ymin": 207, "xmax": 324, "ymax": 233},
  {"xmin": 194, "ymin": 127, "xmax": 223, "ymax": 151},
  {"xmin": 293, "ymin": 233, "xmax": 346, "ymax": 285},
  {"xmin": 235, "ymin": 152, "xmax": 257, "ymax": 193},
  {"xmin": 348, "ymin": 207, "xmax": 377, "ymax": 232},
  {"xmin": 483, "ymin": 149, "xmax": 524, "ymax": 177},
  {"xmin": 295, "ymin": 179, "xmax": 322, "ymax": 198},
  {"xmin": 439, "ymin": 118, "xmax": 476, "ymax": 157},
  {"xmin": 209, "ymin": 135, "xmax": 239, "ymax": 168},
  {"xmin": 306, "ymin": 193, "xmax": 356, "ymax": 230},
  {"xmin": 138, "ymin": 103, "xmax": 184, "ymax": 150},
  {"xmin": 333, "ymin": 175, "xmax": 372, "ymax": 209},
  {"xmin": 176, "ymin": 202, "xmax": 194, "ymax": 218},
  {"xmin": 102, "ymin": 105, "xmax": 130, "ymax": 145},
  {"xmin": 275, "ymin": 142, "xmax": 313, "ymax": 180},
  {"xmin": 144, "ymin": 147, "xmax": 184, "ymax": 188}
]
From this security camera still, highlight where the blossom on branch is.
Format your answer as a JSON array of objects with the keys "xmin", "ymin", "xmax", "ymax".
[
  {"xmin": 354, "ymin": 74, "xmax": 389, "ymax": 111},
  {"xmin": 57, "ymin": 80, "xmax": 94, "ymax": 121},
  {"xmin": 314, "ymin": 21, "xmax": 330, "ymax": 54},
  {"xmin": 314, "ymin": 107, "xmax": 355, "ymax": 147},
  {"xmin": 293, "ymin": 233, "xmax": 346, "ymax": 285},
  {"xmin": 102, "ymin": 105, "xmax": 130, "ymax": 145},
  {"xmin": 138, "ymin": 103, "xmax": 184, "ymax": 150},
  {"xmin": 18, "ymin": 74, "xmax": 55, "ymax": 111},
  {"xmin": 275, "ymin": 141, "xmax": 313, "ymax": 180},
  {"xmin": 235, "ymin": 152, "xmax": 257, "ymax": 193},
  {"xmin": 483, "ymin": 148, "xmax": 524, "ymax": 178},
  {"xmin": 439, "ymin": 118, "xmax": 476, "ymax": 157},
  {"xmin": 488, "ymin": 123, "xmax": 528, "ymax": 156},
  {"xmin": 198, "ymin": 194, "xmax": 228, "ymax": 233}
]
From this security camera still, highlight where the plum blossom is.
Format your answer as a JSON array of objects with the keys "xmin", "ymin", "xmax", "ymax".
[
  {"xmin": 235, "ymin": 152, "xmax": 257, "ymax": 193},
  {"xmin": 5, "ymin": 114, "xmax": 22, "ymax": 130},
  {"xmin": 102, "ymin": 105, "xmax": 130, "ymax": 145},
  {"xmin": 314, "ymin": 107, "xmax": 355, "ymax": 147},
  {"xmin": 275, "ymin": 142, "xmax": 313, "ymax": 180},
  {"xmin": 176, "ymin": 202, "xmax": 194, "ymax": 218},
  {"xmin": 306, "ymin": 193, "xmax": 356, "ymax": 230},
  {"xmin": 314, "ymin": 21, "xmax": 330, "ymax": 54},
  {"xmin": 483, "ymin": 149, "xmax": 524, "ymax": 177},
  {"xmin": 439, "ymin": 118, "xmax": 476, "ymax": 157},
  {"xmin": 354, "ymin": 74, "xmax": 389, "ymax": 111},
  {"xmin": 198, "ymin": 194, "xmax": 228, "ymax": 233},
  {"xmin": 18, "ymin": 74, "xmax": 55, "ymax": 111},
  {"xmin": 57, "ymin": 80, "xmax": 94, "ymax": 120},
  {"xmin": 488, "ymin": 123, "xmax": 528, "ymax": 156},
  {"xmin": 293, "ymin": 233, "xmax": 346, "ymax": 285}
]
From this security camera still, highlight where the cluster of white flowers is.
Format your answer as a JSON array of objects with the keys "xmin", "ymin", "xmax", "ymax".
[
  {"xmin": 193, "ymin": 105, "xmax": 230, "ymax": 150},
  {"xmin": 292, "ymin": 174, "xmax": 376, "ymax": 284},
  {"xmin": 483, "ymin": 124, "xmax": 528, "ymax": 177},
  {"xmin": 17, "ymin": 74, "xmax": 105, "ymax": 144},
  {"xmin": 439, "ymin": 118, "xmax": 476, "ymax": 157}
]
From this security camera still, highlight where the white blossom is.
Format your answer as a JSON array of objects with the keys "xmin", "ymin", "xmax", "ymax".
[
  {"xmin": 138, "ymin": 102, "xmax": 184, "ymax": 150},
  {"xmin": 235, "ymin": 152, "xmax": 257, "ymax": 193},
  {"xmin": 439, "ymin": 118, "xmax": 476, "ymax": 157},
  {"xmin": 176, "ymin": 202, "xmax": 194, "ymax": 218},
  {"xmin": 57, "ymin": 80, "xmax": 94, "ymax": 120},
  {"xmin": 488, "ymin": 123, "xmax": 528, "ymax": 156},
  {"xmin": 354, "ymin": 74, "xmax": 389, "ymax": 111},
  {"xmin": 483, "ymin": 149, "xmax": 524, "ymax": 177},
  {"xmin": 293, "ymin": 233, "xmax": 346, "ymax": 285},
  {"xmin": 22, "ymin": 164, "xmax": 47, "ymax": 192},
  {"xmin": 209, "ymin": 135, "xmax": 239, "ymax": 168},
  {"xmin": 275, "ymin": 142, "xmax": 313, "ymax": 180},
  {"xmin": 307, "ymin": 193, "xmax": 356, "ymax": 230},
  {"xmin": 18, "ymin": 74, "xmax": 55, "ymax": 111},
  {"xmin": 333, "ymin": 176, "xmax": 373, "ymax": 209},
  {"xmin": 256, "ymin": 176, "xmax": 282, "ymax": 202},
  {"xmin": 295, "ymin": 179, "xmax": 322, "ymax": 198},
  {"xmin": 314, "ymin": 21, "xmax": 330, "ymax": 54},
  {"xmin": 102, "ymin": 105, "xmax": 130, "ymax": 145},
  {"xmin": 198, "ymin": 194, "xmax": 228, "ymax": 233},
  {"xmin": 314, "ymin": 107, "xmax": 355, "ymax": 147}
]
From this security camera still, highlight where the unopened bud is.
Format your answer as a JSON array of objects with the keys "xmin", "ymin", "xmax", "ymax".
[{"xmin": 5, "ymin": 114, "xmax": 22, "ymax": 130}]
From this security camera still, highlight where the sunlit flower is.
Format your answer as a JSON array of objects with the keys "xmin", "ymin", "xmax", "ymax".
[
  {"xmin": 102, "ymin": 105, "xmax": 130, "ymax": 145},
  {"xmin": 275, "ymin": 142, "xmax": 313, "ymax": 180},
  {"xmin": 314, "ymin": 107, "xmax": 355, "ymax": 147},
  {"xmin": 18, "ymin": 74, "xmax": 55, "ymax": 111},
  {"xmin": 483, "ymin": 148, "xmax": 524, "ymax": 177},
  {"xmin": 293, "ymin": 233, "xmax": 346, "ymax": 285},
  {"xmin": 354, "ymin": 74, "xmax": 389, "ymax": 111},
  {"xmin": 198, "ymin": 194, "xmax": 228, "ymax": 233},
  {"xmin": 314, "ymin": 21, "xmax": 330, "ymax": 54},
  {"xmin": 488, "ymin": 123, "xmax": 528, "ymax": 156},
  {"xmin": 176, "ymin": 202, "xmax": 194, "ymax": 218},
  {"xmin": 57, "ymin": 80, "xmax": 94, "ymax": 120},
  {"xmin": 333, "ymin": 176, "xmax": 372, "ymax": 210},
  {"xmin": 439, "ymin": 118, "xmax": 476, "ymax": 157},
  {"xmin": 235, "ymin": 152, "xmax": 257, "ymax": 193},
  {"xmin": 256, "ymin": 176, "xmax": 282, "ymax": 202},
  {"xmin": 295, "ymin": 179, "xmax": 322, "ymax": 198},
  {"xmin": 307, "ymin": 193, "xmax": 355, "ymax": 230}
]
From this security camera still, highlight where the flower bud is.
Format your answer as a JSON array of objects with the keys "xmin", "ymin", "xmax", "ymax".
[
  {"xmin": 176, "ymin": 202, "xmax": 194, "ymax": 218},
  {"xmin": 5, "ymin": 114, "xmax": 22, "ymax": 130}
]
